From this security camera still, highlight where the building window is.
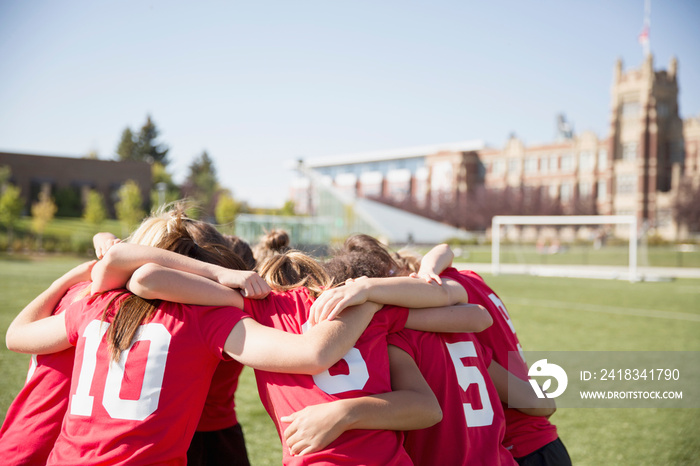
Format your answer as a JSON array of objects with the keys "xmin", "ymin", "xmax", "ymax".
[
  {"xmin": 597, "ymin": 149, "xmax": 608, "ymax": 170},
  {"xmin": 579, "ymin": 151, "xmax": 594, "ymax": 172},
  {"xmin": 549, "ymin": 155, "xmax": 558, "ymax": 172},
  {"xmin": 560, "ymin": 182, "xmax": 573, "ymax": 202},
  {"xmin": 524, "ymin": 157, "xmax": 538, "ymax": 174},
  {"xmin": 508, "ymin": 158, "xmax": 521, "ymax": 175},
  {"xmin": 615, "ymin": 174, "xmax": 637, "ymax": 194},
  {"xmin": 622, "ymin": 142, "xmax": 638, "ymax": 161},
  {"xmin": 621, "ymin": 101, "xmax": 640, "ymax": 118},
  {"xmin": 579, "ymin": 181, "xmax": 592, "ymax": 198},
  {"xmin": 561, "ymin": 153, "xmax": 574, "ymax": 172},
  {"xmin": 492, "ymin": 159, "xmax": 505, "ymax": 175},
  {"xmin": 670, "ymin": 141, "xmax": 685, "ymax": 163},
  {"xmin": 431, "ymin": 161, "xmax": 453, "ymax": 194},
  {"xmin": 597, "ymin": 180, "xmax": 607, "ymax": 202},
  {"xmin": 657, "ymin": 208, "xmax": 672, "ymax": 227}
]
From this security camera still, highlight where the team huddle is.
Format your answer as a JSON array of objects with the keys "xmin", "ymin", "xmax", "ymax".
[{"xmin": 0, "ymin": 203, "xmax": 572, "ymax": 465}]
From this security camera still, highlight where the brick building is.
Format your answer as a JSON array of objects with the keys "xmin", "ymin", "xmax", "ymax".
[
  {"xmin": 0, "ymin": 152, "xmax": 152, "ymax": 216},
  {"xmin": 291, "ymin": 54, "xmax": 699, "ymax": 239}
]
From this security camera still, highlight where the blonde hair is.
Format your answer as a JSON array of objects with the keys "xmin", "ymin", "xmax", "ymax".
[
  {"xmin": 257, "ymin": 250, "xmax": 330, "ymax": 299},
  {"xmin": 393, "ymin": 248, "xmax": 422, "ymax": 275},
  {"xmin": 102, "ymin": 202, "xmax": 245, "ymax": 362}
]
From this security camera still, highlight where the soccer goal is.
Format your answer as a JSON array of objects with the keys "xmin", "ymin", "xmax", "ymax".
[{"xmin": 491, "ymin": 215, "xmax": 638, "ymax": 282}]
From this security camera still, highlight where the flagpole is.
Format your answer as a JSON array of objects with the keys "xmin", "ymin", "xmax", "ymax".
[{"xmin": 640, "ymin": 0, "xmax": 651, "ymax": 57}]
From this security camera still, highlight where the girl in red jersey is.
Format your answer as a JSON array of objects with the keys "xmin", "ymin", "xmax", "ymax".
[
  {"xmin": 4, "ymin": 211, "xmax": 387, "ymax": 465},
  {"xmin": 92, "ymin": 240, "xmax": 489, "ymax": 464},
  {"xmin": 187, "ymin": 235, "xmax": 257, "ymax": 466},
  {"xmin": 0, "ymin": 209, "xmax": 258, "ymax": 466},
  {"xmin": 413, "ymin": 243, "xmax": 572, "ymax": 466},
  {"xmin": 300, "ymin": 238, "xmax": 558, "ymax": 465},
  {"xmin": 0, "ymin": 263, "xmax": 93, "ymax": 466},
  {"xmin": 299, "ymin": 249, "xmax": 516, "ymax": 465}
]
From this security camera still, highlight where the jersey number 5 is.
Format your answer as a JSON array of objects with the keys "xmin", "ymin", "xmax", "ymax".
[
  {"xmin": 445, "ymin": 340, "xmax": 494, "ymax": 427},
  {"xmin": 70, "ymin": 320, "xmax": 172, "ymax": 421}
]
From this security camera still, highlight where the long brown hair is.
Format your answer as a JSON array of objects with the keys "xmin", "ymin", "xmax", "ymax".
[
  {"xmin": 323, "ymin": 234, "xmax": 408, "ymax": 285},
  {"xmin": 256, "ymin": 250, "xmax": 330, "ymax": 299},
  {"xmin": 102, "ymin": 207, "xmax": 245, "ymax": 362}
]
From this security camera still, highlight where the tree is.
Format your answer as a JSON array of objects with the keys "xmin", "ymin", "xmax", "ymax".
[
  {"xmin": 0, "ymin": 184, "xmax": 23, "ymax": 249},
  {"xmin": 85, "ymin": 149, "xmax": 99, "ymax": 159},
  {"xmin": 116, "ymin": 180, "xmax": 145, "ymax": 234},
  {"xmin": 151, "ymin": 162, "xmax": 180, "ymax": 208},
  {"xmin": 83, "ymin": 189, "xmax": 107, "ymax": 228},
  {"xmin": 181, "ymin": 151, "xmax": 221, "ymax": 220},
  {"xmin": 134, "ymin": 115, "xmax": 169, "ymax": 165},
  {"xmin": 31, "ymin": 191, "xmax": 57, "ymax": 250},
  {"xmin": 215, "ymin": 192, "xmax": 240, "ymax": 231},
  {"xmin": 0, "ymin": 165, "xmax": 11, "ymax": 187},
  {"xmin": 54, "ymin": 186, "xmax": 82, "ymax": 217},
  {"xmin": 279, "ymin": 200, "xmax": 296, "ymax": 216},
  {"xmin": 116, "ymin": 127, "xmax": 137, "ymax": 162},
  {"xmin": 115, "ymin": 116, "xmax": 169, "ymax": 165}
]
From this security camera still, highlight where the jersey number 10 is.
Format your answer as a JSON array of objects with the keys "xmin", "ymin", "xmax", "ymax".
[{"xmin": 70, "ymin": 320, "xmax": 171, "ymax": 421}]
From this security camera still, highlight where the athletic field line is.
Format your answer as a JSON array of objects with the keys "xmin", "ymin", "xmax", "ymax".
[{"xmin": 508, "ymin": 297, "xmax": 700, "ymax": 322}]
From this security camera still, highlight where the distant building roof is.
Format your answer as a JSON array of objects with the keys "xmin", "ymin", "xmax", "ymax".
[{"xmin": 305, "ymin": 140, "xmax": 485, "ymax": 168}]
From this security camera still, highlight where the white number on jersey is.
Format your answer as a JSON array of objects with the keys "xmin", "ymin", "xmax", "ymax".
[
  {"xmin": 26, "ymin": 355, "xmax": 38, "ymax": 384},
  {"xmin": 488, "ymin": 292, "xmax": 524, "ymax": 358},
  {"xmin": 71, "ymin": 320, "xmax": 172, "ymax": 421},
  {"xmin": 445, "ymin": 340, "xmax": 494, "ymax": 427},
  {"xmin": 313, "ymin": 347, "xmax": 370, "ymax": 395},
  {"xmin": 302, "ymin": 320, "xmax": 370, "ymax": 395}
]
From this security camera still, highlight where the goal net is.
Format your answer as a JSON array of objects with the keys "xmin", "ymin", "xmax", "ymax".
[{"xmin": 491, "ymin": 215, "xmax": 639, "ymax": 282}]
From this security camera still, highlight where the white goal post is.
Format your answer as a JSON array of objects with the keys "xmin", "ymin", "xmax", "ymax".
[{"xmin": 491, "ymin": 215, "xmax": 638, "ymax": 282}]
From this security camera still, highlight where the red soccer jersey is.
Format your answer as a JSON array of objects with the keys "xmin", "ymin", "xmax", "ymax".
[
  {"xmin": 0, "ymin": 282, "xmax": 89, "ymax": 466},
  {"xmin": 47, "ymin": 289, "xmax": 248, "ymax": 466},
  {"xmin": 244, "ymin": 288, "xmax": 411, "ymax": 466},
  {"xmin": 389, "ymin": 329, "xmax": 515, "ymax": 466},
  {"xmin": 195, "ymin": 359, "xmax": 245, "ymax": 432},
  {"xmin": 440, "ymin": 268, "xmax": 559, "ymax": 458}
]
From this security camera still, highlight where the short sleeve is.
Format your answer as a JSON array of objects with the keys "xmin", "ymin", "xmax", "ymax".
[
  {"xmin": 54, "ymin": 282, "xmax": 91, "ymax": 316},
  {"xmin": 63, "ymin": 297, "xmax": 88, "ymax": 346},
  {"xmin": 375, "ymin": 305, "xmax": 409, "ymax": 334},
  {"xmin": 387, "ymin": 329, "xmax": 418, "ymax": 359},
  {"xmin": 62, "ymin": 289, "xmax": 126, "ymax": 346},
  {"xmin": 242, "ymin": 296, "xmax": 267, "ymax": 324},
  {"xmin": 195, "ymin": 305, "xmax": 250, "ymax": 359}
]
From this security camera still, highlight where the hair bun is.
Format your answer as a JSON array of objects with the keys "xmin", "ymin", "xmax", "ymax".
[{"xmin": 262, "ymin": 229, "xmax": 290, "ymax": 252}]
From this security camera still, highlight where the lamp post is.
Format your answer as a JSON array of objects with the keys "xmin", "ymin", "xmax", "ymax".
[{"xmin": 156, "ymin": 182, "xmax": 167, "ymax": 208}]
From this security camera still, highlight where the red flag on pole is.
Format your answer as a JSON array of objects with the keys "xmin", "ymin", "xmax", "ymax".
[{"xmin": 638, "ymin": 24, "xmax": 649, "ymax": 45}]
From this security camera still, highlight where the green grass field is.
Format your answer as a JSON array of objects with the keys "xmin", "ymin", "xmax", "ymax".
[{"xmin": 1, "ymin": 255, "xmax": 698, "ymax": 465}]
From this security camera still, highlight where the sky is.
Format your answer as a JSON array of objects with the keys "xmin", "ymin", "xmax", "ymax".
[{"xmin": 1, "ymin": 0, "xmax": 698, "ymax": 208}]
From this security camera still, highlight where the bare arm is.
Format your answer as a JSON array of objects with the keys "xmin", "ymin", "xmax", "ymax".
[
  {"xmin": 405, "ymin": 303, "xmax": 492, "ymax": 333},
  {"xmin": 281, "ymin": 345, "xmax": 442, "ymax": 456},
  {"xmin": 93, "ymin": 231, "xmax": 121, "ymax": 259},
  {"xmin": 488, "ymin": 361, "xmax": 556, "ymax": 417},
  {"xmin": 127, "ymin": 263, "xmax": 245, "ymax": 306},
  {"xmin": 91, "ymin": 242, "xmax": 269, "ymax": 299},
  {"xmin": 309, "ymin": 277, "xmax": 468, "ymax": 324},
  {"xmin": 124, "ymin": 263, "xmax": 382, "ymax": 374},
  {"xmin": 6, "ymin": 261, "xmax": 95, "ymax": 354},
  {"xmin": 413, "ymin": 243, "xmax": 453, "ymax": 284},
  {"xmin": 224, "ymin": 302, "xmax": 381, "ymax": 374}
]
